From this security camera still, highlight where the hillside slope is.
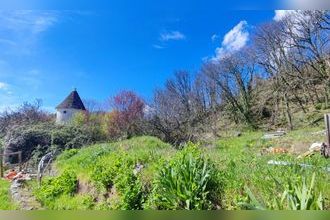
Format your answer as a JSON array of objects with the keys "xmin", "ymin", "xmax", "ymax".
[{"xmin": 29, "ymin": 129, "xmax": 330, "ymax": 210}]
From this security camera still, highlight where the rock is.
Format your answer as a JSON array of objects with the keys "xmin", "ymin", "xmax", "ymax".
[
  {"xmin": 263, "ymin": 131, "xmax": 286, "ymax": 139},
  {"xmin": 10, "ymin": 179, "xmax": 43, "ymax": 210},
  {"xmin": 309, "ymin": 142, "xmax": 323, "ymax": 152},
  {"xmin": 233, "ymin": 132, "xmax": 242, "ymax": 137}
]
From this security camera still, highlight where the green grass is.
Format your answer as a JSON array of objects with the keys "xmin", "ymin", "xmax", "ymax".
[
  {"xmin": 34, "ymin": 136, "xmax": 176, "ymax": 210},
  {"xmin": 55, "ymin": 136, "xmax": 173, "ymax": 181},
  {"xmin": 205, "ymin": 128, "xmax": 330, "ymax": 210},
  {"xmin": 0, "ymin": 179, "xmax": 17, "ymax": 210},
  {"xmin": 32, "ymin": 131, "xmax": 330, "ymax": 210}
]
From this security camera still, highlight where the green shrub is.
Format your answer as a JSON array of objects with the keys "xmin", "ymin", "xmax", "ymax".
[
  {"xmin": 282, "ymin": 173, "xmax": 324, "ymax": 210},
  {"xmin": 146, "ymin": 143, "xmax": 223, "ymax": 210},
  {"xmin": 51, "ymin": 125, "xmax": 92, "ymax": 149},
  {"xmin": 35, "ymin": 169, "xmax": 78, "ymax": 208},
  {"xmin": 3, "ymin": 123, "xmax": 53, "ymax": 163},
  {"xmin": 91, "ymin": 151, "xmax": 144, "ymax": 210},
  {"xmin": 108, "ymin": 169, "xmax": 144, "ymax": 210},
  {"xmin": 58, "ymin": 149, "xmax": 79, "ymax": 160},
  {"xmin": 72, "ymin": 112, "xmax": 108, "ymax": 142},
  {"xmin": 239, "ymin": 173, "xmax": 324, "ymax": 210},
  {"xmin": 3, "ymin": 122, "xmax": 98, "ymax": 164}
]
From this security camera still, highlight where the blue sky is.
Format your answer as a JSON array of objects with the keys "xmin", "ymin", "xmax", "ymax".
[{"xmin": 0, "ymin": 3, "xmax": 299, "ymax": 112}]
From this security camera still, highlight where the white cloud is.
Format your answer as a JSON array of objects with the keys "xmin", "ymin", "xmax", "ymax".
[
  {"xmin": 152, "ymin": 44, "xmax": 165, "ymax": 49},
  {"xmin": 0, "ymin": 10, "xmax": 59, "ymax": 55},
  {"xmin": 273, "ymin": 10, "xmax": 297, "ymax": 21},
  {"xmin": 211, "ymin": 34, "xmax": 218, "ymax": 42},
  {"xmin": 160, "ymin": 31, "xmax": 186, "ymax": 41},
  {"xmin": 0, "ymin": 81, "xmax": 13, "ymax": 96},
  {"xmin": 0, "ymin": 81, "xmax": 8, "ymax": 90},
  {"xmin": 0, "ymin": 10, "xmax": 58, "ymax": 34},
  {"xmin": 213, "ymin": 20, "xmax": 249, "ymax": 60}
]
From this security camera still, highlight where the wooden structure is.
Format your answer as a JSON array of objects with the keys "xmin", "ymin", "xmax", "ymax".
[
  {"xmin": 0, "ymin": 151, "xmax": 22, "ymax": 178},
  {"xmin": 323, "ymin": 114, "xmax": 330, "ymax": 158}
]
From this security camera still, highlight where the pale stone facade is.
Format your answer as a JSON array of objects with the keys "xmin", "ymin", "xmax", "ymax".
[{"xmin": 56, "ymin": 108, "xmax": 82, "ymax": 124}]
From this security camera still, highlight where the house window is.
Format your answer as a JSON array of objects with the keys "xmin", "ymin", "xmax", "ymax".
[{"xmin": 63, "ymin": 110, "xmax": 67, "ymax": 114}]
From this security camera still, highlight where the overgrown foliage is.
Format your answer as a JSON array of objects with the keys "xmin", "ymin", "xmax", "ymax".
[
  {"xmin": 148, "ymin": 10, "xmax": 330, "ymax": 145},
  {"xmin": 108, "ymin": 90, "xmax": 145, "ymax": 139},
  {"xmin": 240, "ymin": 173, "xmax": 324, "ymax": 210},
  {"xmin": 0, "ymin": 179, "xmax": 17, "ymax": 210},
  {"xmin": 3, "ymin": 123, "xmax": 53, "ymax": 163},
  {"xmin": 31, "ymin": 132, "xmax": 329, "ymax": 210},
  {"xmin": 34, "ymin": 169, "xmax": 78, "ymax": 209},
  {"xmin": 146, "ymin": 144, "xmax": 223, "ymax": 210},
  {"xmin": 90, "ymin": 151, "xmax": 144, "ymax": 210},
  {"xmin": 0, "ymin": 100, "xmax": 52, "ymax": 138}
]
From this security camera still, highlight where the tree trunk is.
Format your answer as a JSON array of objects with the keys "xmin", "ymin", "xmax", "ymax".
[{"xmin": 284, "ymin": 93, "xmax": 293, "ymax": 130}]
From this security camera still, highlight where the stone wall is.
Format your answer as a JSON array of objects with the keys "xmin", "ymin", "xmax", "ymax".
[{"xmin": 56, "ymin": 108, "xmax": 82, "ymax": 124}]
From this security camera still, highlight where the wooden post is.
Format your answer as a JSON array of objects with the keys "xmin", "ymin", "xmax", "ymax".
[
  {"xmin": 0, "ymin": 151, "xmax": 3, "ymax": 178},
  {"xmin": 322, "ymin": 114, "xmax": 330, "ymax": 158},
  {"xmin": 18, "ymin": 151, "xmax": 22, "ymax": 171},
  {"xmin": 325, "ymin": 114, "xmax": 330, "ymax": 147}
]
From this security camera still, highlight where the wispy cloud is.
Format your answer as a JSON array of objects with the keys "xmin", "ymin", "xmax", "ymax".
[
  {"xmin": 0, "ymin": 10, "xmax": 59, "ymax": 55},
  {"xmin": 0, "ymin": 81, "xmax": 9, "ymax": 90},
  {"xmin": 0, "ymin": 10, "xmax": 58, "ymax": 33},
  {"xmin": 160, "ymin": 30, "xmax": 186, "ymax": 41},
  {"xmin": 152, "ymin": 44, "xmax": 165, "ymax": 49},
  {"xmin": 153, "ymin": 30, "xmax": 186, "ymax": 49},
  {"xmin": 211, "ymin": 34, "xmax": 219, "ymax": 42},
  {"xmin": 213, "ymin": 20, "xmax": 249, "ymax": 60},
  {"xmin": 0, "ymin": 81, "xmax": 13, "ymax": 96}
]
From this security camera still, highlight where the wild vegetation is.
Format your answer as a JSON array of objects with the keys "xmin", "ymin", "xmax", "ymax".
[
  {"xmin": 0, "ymin": 179, "xmax": 17, "ymax": 210},
  {"xmin": 29, "ymin": 131, "xmax": 329, "ymax": 210},
  {"xmin": 0, "ymin": 10, "xmax": 329, "ymax": 210},
  {"xmin": 148, "ymin": 11, "xmax": 330, "ymax": 144}
]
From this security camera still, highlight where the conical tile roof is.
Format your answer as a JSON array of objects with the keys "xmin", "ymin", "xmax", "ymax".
[{"xmin": 56, "ymin": 89, "xmax": 86, "ymax": 110}]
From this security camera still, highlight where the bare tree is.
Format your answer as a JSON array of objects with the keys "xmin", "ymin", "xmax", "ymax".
[
  {"xmin": 0, "ymin": 99, "xmax": 52, "ymax": 137},
  {"xmin": 202, "ymin": 49, "xmax": 259, "ymax": 128},
  {"xmin": 83, "ymin": 99, "xmax": 108, "ymax": 113}
]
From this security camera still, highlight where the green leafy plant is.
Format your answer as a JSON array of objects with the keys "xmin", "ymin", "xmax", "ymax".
[
  {"xmin": 91, "ymin": 151, "xmax": 144, "ymax": 210},
  {"xmin": 35, "ymin": 169, "xmax": 78, "ymax": 208},
  {"xmin": 146, "ymin": 144, "xmax": 223, "ymax": 210},
  {"xmin": 239, "ymin": 173, "xmax": 324, "ymax": 210},
  {"xmin": 57, "ymin": 149, "xmax": 79, "ymax": 160},
  {"xmin": 282, "ymin": 173, "xmax": 324, "ymax": 210},
  {"xmin": 0, "ymin": 179, "xmax": 17, "ymax": 210}
]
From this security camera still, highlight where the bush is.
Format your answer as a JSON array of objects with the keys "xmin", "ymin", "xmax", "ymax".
[
  {"xmin": 51, "ymin": 125, "xmax": 93, "ymax": 149},
  {"xmin": 35, "ymin": 169, "xmax": 78, "ymax": 208},
  {"xmin": 91, "ymin": 151, "xmax": 144, "ymax": 210},
  {"xmin": 3, "ymin": 122, "xmax": 96, "ymax": 164},
  {"xmin": 58, "ymin": 149, "xmax": 79, "ymax": 160},
  {"xmin": 72, "ymin": 112, "xmax": 108, "ymax": 142},
  {"xmin": 3, "ymin": 123, "xmax": 53, "ymax": 163},
  {"xmin": 146, "ymin": 143, "xmax": 223, "ymax": 210},
  {"xmin": 0, "ymin": 100, "xmax": 52, "ymax": 137}
]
